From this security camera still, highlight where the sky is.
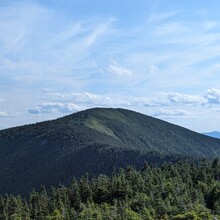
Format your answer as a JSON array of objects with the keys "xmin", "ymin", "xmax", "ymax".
[{"xmin": 1, "ymin": 0, "xmax": 220, "ymax": 132}]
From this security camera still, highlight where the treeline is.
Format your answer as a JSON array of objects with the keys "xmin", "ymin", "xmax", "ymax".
[{"xmin": 1, "ymin": 159, "xmax": 220, "ymax": 219}]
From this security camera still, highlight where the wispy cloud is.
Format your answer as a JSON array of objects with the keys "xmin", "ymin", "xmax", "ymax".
[
  {"xmin": 153, "ymin": 109, "xmax": 193, "ymax": 118},
  {"xmin": 83, "ymin": 19, "xmax": 115, "ymax": 48},
  {"xmin": 1, "ymin": 1, "xmax": 220, "ymax": 93},
  {"xmin": 148, "ymin": 10, "xmax": 182, "ymax": 23},
  {"xmin": 0, "ymin": 110, "xmax": 9, "ymax": 118},
  {"xmin": 28, "ymin": 102, "xmax": 86, "ymax": 115},
  {"xmin": 41, "ymin": 92, "xmax": 132, "ymax": 107},
  {"xmin": 153, "ymin": 22, "xmax": 190, "ymax": 36},
  {"xmin": 2, "ymin": 1, "xmax": 220, "ymax": 132},
  {"xmin": 0, "ymin": 2, "xmax": 116, "ymax": 86},
  {"xmin": 107, "ymin": 60, "xmax": 133, "ymax": 77}
]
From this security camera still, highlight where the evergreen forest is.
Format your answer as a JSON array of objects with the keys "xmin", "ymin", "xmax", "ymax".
[{"xmin": 1, "ymin": 159, "xmax": 220, "ymax": 220}]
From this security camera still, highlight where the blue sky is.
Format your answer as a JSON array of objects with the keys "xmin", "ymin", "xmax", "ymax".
[{"xmin": 1, "ymin": 0, "xmax": 220, "ymax": 132}]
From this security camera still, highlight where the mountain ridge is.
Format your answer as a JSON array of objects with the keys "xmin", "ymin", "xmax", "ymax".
[{"xmin": 1, "ymin": 107, "xmax": 220, "ymax": 196}]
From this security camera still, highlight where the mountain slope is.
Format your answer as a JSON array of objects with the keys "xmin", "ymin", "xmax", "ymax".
[{"xmin": 1, "ymin": 108, "xmax": 220, "ymax": 196}]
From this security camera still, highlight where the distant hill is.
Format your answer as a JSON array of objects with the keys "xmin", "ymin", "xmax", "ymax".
[
  {"xmin": 203, "ymin": 131, "xmax": 220, "ymax": 139},
  {"xmin": 1, "ymin": 108, "xmax": 220, "ymax": 196}
]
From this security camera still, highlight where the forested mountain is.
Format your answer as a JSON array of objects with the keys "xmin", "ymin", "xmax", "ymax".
[{"xmin": 1, "ymin": 108, "xmax": 220, "ymax": 196}]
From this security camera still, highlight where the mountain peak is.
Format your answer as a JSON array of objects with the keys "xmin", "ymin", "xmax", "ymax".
[{"xmin": 1, "ymin": 108, "xmax": 220, "ymax": 195}]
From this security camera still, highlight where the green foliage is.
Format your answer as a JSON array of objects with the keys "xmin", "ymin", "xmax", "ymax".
[
  {"xmin": 173, "ymin": 211, "xmax": 198, "ymax": 220},
  {"xmin": 0, "ymin": 160, "xmax": 220, "ymax": 219},
  {"xmin": 45, "ymin": 209, "xmax": 64, "ymax": 220}
]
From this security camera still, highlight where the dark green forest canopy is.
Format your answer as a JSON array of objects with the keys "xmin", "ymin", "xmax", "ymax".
[
  {"xmin": 1, "ymin": 108, "xmax": 220, "ymax": 196},
  {"xmin": 1, "ymin": 159, "xmax": 220, "ymax": 219}
]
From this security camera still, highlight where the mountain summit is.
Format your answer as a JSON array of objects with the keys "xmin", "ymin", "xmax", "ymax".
[{"xmin": 1, "ymin": 108, "xmax": 220, "ymax": 195}]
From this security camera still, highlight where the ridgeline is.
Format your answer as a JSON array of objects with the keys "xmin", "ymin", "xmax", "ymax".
[{"xmin": 1, "ymin": 108, "xmax": 220, "ymax": 195}]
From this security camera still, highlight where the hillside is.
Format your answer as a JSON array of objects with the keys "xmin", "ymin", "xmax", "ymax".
[
  {"xmin": 1, "ymin": 160, "xmax": 220, "ymax": 219},
  {"xmin": 1, "ymin": 108, "xmax": 220, "ymax": 196}
]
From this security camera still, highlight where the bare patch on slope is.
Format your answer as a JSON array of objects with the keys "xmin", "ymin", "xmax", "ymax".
[{"xmin": 84, "ymin": 117, "xmax": 119, "ymax": 140}]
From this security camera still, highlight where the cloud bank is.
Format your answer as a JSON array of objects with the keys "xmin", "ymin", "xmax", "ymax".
[{"xmin": 27, "ymin": 89, "xmax": 220, "ymax": 116}]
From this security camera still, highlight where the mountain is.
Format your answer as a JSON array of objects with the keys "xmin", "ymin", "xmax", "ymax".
[
  {"xmin": 1, "ymin": 107, "xmax": 220, "ymax": 196},
  {"xmin": 203, "ymin": 131, "xmax": 220, "ymax": 139}
]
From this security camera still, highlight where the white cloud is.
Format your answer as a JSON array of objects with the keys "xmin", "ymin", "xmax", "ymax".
[
  {"xmin": 0, "ymin": 110, "xmax": 8, "ymax": 117},
  {"xmin": 9, "ymin": 88, "xmax": 220, "ymax": 133},
  {"xmin": 151, "ymin": 90, "xmax": 220, "ymax": 106},
  {"xmin": 153, "ymin": 109, "xmax": 192, "ymax": 118},
  {"xmin": 44, "ymin": 92, "xmax": 132, "ymax": 107},
  {"xmin": 108, "ymin": 60, "xmax": 133, "ymax": 77},
  {"xmin": 28, "ymin": 103, "xmax": 86, "ymax": 115},
  {"xmin": 40, "ymin": 90, "xmax": 208, "ymax": 109},
  {"xmin": 204, "ymin": 89, "xmax": 220, "ymax": 104},
  {"xmin": 160, "ymin": 92, "xmax": 207, "ymax": 105},
  {"xmin": 40, "ymin": 88, "xmax": 220, "ymax": 109}
]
